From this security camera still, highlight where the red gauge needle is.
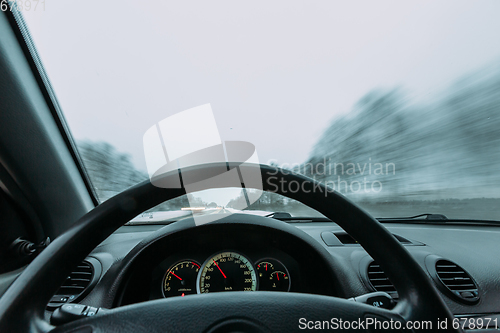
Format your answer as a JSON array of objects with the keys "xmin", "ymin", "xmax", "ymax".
[
  {"xmin": 171, "ymin": 272, "xmax": 182, "ymax": 281},
  {"xmin": 214, "ymin": 260, "xmax": 227, "ymax": 279},
  {"xmin": 277, "ymin": 274, "xmax": 280, "ymax": 281}
]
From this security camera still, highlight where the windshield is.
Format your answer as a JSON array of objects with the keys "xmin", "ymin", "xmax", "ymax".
[{"xmin": 22, "ymin": 1, "xmax": 500, "ymax": 220}]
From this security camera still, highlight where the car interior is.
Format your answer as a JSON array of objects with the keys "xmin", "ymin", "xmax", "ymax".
[{"xmin": 1, "ymin": 2, "xmax": 500, "ymax": 333}]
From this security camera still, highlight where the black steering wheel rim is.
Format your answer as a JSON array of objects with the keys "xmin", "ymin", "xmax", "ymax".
[{"xmin": 0, "ymin": 163, "xmax": 459, "ymax": 332}]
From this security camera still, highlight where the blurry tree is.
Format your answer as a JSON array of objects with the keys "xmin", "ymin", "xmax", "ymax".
[
  {"xmin": 77, "ymin": 140, "xmax": 207, "ymax": 209},
  {"xmin": 304, "ymin": 62, "xmax": 500, "ymax": 201},
  {"xmin": 77, "ymin": 141, "xmax": 147, "ymax": 201}
]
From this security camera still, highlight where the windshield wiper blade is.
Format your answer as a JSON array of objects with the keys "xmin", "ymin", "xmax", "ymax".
[
  {"xmin": 378, "ymin": 214, "xmax": 500, "ymax": 226},
  {"xmin": 379, "ymin": 213, "xmax": 448, "ymax": 221}
]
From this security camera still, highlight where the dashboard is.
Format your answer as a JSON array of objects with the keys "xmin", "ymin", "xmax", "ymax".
[
  {"xmin": 48, "ymin": 213, "xmax": 500, "ymax": 330},
  {"xmin": 113, "ymin": 216, "xmax": 338, "ymax": 307}
]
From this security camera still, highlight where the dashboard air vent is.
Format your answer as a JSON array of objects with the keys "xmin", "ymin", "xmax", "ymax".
[
  {"xmin": 367, "ymin": 261, "xmax": 398, "ymax": 299},
  {"xmin": 46, "ymin": 258, "xmax": 101, "ymax": 310},
  {"xmin": 435, "ymin": 260, "xmax": 479, "ymax": 304}
]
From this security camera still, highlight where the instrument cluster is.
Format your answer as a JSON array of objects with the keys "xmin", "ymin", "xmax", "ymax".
[{"xmin": 161, "ymin": 251, "xmax": 291, "ymax": 298}]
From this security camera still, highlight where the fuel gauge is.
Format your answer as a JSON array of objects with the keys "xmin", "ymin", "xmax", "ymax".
[
  {"xmin": 256, "ymin": 259, "xmax": 290, "ymax": 292},
  {"xmin": 269, "ymin": 270, "xmax": 290, "ymax": 291}
]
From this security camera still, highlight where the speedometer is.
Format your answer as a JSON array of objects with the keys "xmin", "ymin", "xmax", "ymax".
[{"xmin": 198, "ymin": 251, "xmax": 257, "ymax": 293}]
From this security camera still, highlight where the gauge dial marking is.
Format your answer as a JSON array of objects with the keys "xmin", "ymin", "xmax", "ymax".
[
  {"xmin": 256, "ymin": 259, "xmax": 291, "ymax": 292},
  {"xmin": 162, "ymin": 260, "xmax": 200, "ymax": 297},
  {"xmin": 198, "ymin": 251, "xmax": 257, "ymax": 293},
  {"xmin": 214, "ymin": 259, "xmax": 227, "ymax": 279}
]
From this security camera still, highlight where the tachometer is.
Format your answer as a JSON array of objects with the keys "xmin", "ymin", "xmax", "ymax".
[
  {"xmin": 162, "ymin": 260, "xmax": 201, "ymax": 297},
  {"xmin": 198, "ymin": 251, "xmax": 257, "ymax": 293}
]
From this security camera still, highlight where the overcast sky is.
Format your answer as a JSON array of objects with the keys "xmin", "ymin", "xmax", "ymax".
[{"xmin": 23, "ymin": 0, "xmax": 500, "ymax": 173}]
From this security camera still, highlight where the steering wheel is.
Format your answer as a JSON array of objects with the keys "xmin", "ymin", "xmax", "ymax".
[{"xmin": 0, "ymin": 163, "xmax": 459, "ymax": 332}]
